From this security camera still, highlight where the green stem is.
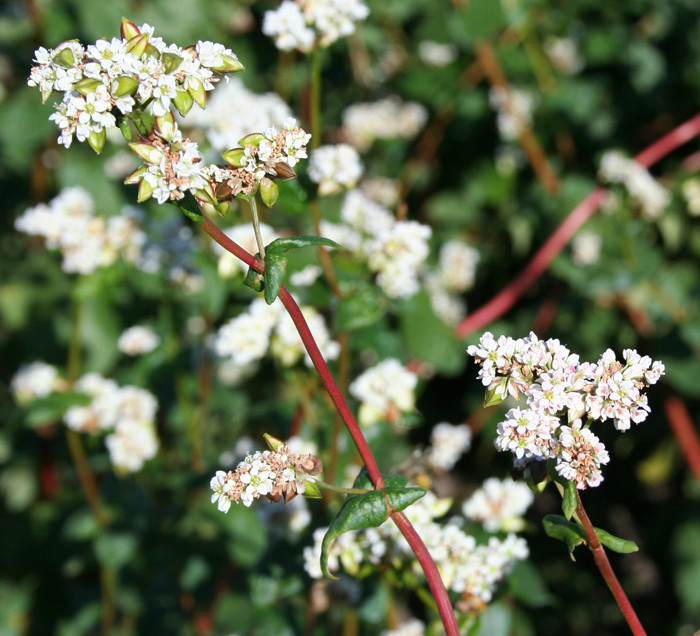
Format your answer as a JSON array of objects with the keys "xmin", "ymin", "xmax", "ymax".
[
  {"xmin": 310, "ymin": 48, "xmax": 322, "ymax": 148},
  {"xmin": 249, "ymin": 196, "xmax": 266, "ymax": 259}
]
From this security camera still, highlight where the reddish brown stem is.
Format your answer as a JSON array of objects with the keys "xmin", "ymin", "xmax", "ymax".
[
  {"xmin": 575, "ymin": 492, "xmax": 647, "ymax": 636},
  {"xmin": 664, "ymin": 395, "xmax": 700, "ymax": 489},
  {"xmin": 200, "ymin": 215, "xmax": 460, "ymax": 636},
  {"xmin": 455, "ymin": 110, "xmax": 700, "ymax": 339}
]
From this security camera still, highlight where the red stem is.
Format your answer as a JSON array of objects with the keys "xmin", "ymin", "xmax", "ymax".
[
  {"xmin": 663, "ymin": 395, "xmax": 700, "ymax": 489},
  {"xmin": 200, "ymin": 216, "xmax": 460, "ymax": 636},
  {"xmin": 455, "ymin": 111, "xmax": 700, "ymax": 339},
  {"xmin": 575, "ymin": 492, "xmax": 647, "ymax": 636}
]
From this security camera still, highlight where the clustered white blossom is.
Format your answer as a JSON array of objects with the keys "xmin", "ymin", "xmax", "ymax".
[
  {"xmin": 348, "ymin": 358, "xmax": 418, "ymax": 427},
  {"xmin": 598, "ymin": 150, "xmax": 670, "ymax": 220},
  {"xmin": 304, "ymin": 488, "xmax": 528, "ymax": 607},
  {"xmin": 117, "ymin": 325, "xmax": 160, "ymax": 355},
  {"xmin": 418, "ymin": 41, "xmax": 459, "ymax": 68},
  {"xmin": 571, "ymin": 230, "xmax": 602, "ymax": 266},
  {"xmin": 462, "ymin": 477, "xmax": 534, "ymax": 532},
  {"xmin": 28, "ymin": 21, "xmax": 242, "ymax": 150},
  {"xmin": 544, "ymin": 37, "xmax": 585, "ymax": 75},
  {"xmin": 64, "ymin": 373, "xmax": 159, "ymax": 472},
  {"xmin": 380, "ymin": 619, "xmax": 425, "ymax": 636},
  {"xmin": 308, "ymin": 144, "xmax": 363, "ymax": 195},
  {"xmin": 15, "ymin": 186, "xmax": 146, "ymax": 275},
  {"xmin": 262, "ymin": 0, "xmax": 370, "ymax": 53},
  {"xmin": 489, "ymin": 87, "xmax": 536, "ymax": 142},
  {"xmin": 214, "ymin": 297, "xmax": 339, "ymax": 372},
  {"xmin": 210, "ymin": 444, "xmax": 322, "ymax": 510},
  {"xmin": 342, "ymin": 97, "xmax": 429, "ymax": 152},
  {"xmin": 10, "ymin": 362, "xmax": 66, "ymax": 404},
  {"xmin": 468, "ymin": 332, "xmax": 664, "ymax": 489},
  {"xmin": 184, "ymin": 77, "xmax": 292, "ymax": 154},
  {"xmin": 320, "ymin": 190, "xmax": 432, "ymax": 299},
  {"xmin": 425, "ymin": 422, "xmax": 472, "ymax": 471}
]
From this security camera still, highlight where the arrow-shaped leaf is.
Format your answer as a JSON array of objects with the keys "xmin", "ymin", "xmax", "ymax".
[
  {"xmin": 595, "ymin": 528, "xmax": 639, "ymax": 554},
  {"xmin": 542, "ymin": 515, "xmax": 586, "ymax": 560},
  {"xmin": 267, "ymin": 236, "xmax": 340, "ymax": 252}
]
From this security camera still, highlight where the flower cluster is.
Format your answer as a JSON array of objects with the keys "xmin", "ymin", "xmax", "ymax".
[
  {"xmin": 320, "ymin": 190, "xmax": 433, "ymax": 299},
  {"xmin": 263, "ymin": 0, "xmax": 370, "ymax": 52},
  {"xmin": 10, "ymin": 362, "xmax": 67, "ymax": 404},
  {"xmin": 381, "ymin": 619, "xmax": 425, "ymax": 636},
  {"xmin": 488, "ymin": 87, "xmax": 536, "ymax": 142},
  {"xmin": 682, "ymin": 178, "xmax": 700, "ymax": 217},
  {"xmin": 544, "ymin": 37, "xmax": 585, "ymax": 75},
  {"xmin": 418, "ymin": 41, "xmax": 459, "ymax": 68},
  {"xmin": 304, "ymin": 488, "xmax": 528, "ymax": 606},
  {"xmin": 28, "ymin": 20, "xmax": 242, "ymax": 151},
  {"xmin": 64, "ymin": 373, "xmax": 159, "ymax": 473},
  {"xmin": 210, "ymin": 444, "xmax": 323, "ymax": 510},
  {"xmin": 348, "ymin": 358, "xmax": 418, "ymax": 427},
  {"xmin": 118, "ymin": 325, "xmax": 160, "ymax": 356},
  {"xmin": 308, "ymin": 144, "xmax": 363, "ymax": 195},
  {"xmin": 15, "ymin": 186, "xmax": 146, "ymax": 275},
  {"xmin": 341, "ymin": 97, "xmax": 428, "ymax": 152},
  {"xmin": 214, "ymin": 297, "xmax": 339, "ymax": 374},
  {"xmin": 462, "ymin": 477, "xmax": 534, "ymax": 532},
  {"xmin": 571, "ymin": 230, "xmax": 602, "ymax": 265},
  {"xmin": 468, "ymin": 332, "xmax": 664, "ymax": 488},
  {"xmin": 598, "ymin": 150, "xmax": 670, "ymax": 219},
  {"xmin": 425, "ymin": 423, "xmax": 472, "ymax": 472}
]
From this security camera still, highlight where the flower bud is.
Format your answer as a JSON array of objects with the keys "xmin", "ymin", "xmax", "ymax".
[
  {"xmin": 126, "ymin": 33, "xmax": 150, "ymax": 58},
  {"xmin": 302, "ymin": 479, "xmax": 322, "ymax": 499},
  {"xmin": 161, "ymin": 52, "xmax": 183, "ymax": 74},
  {"xmin": 193, "ymin": 183, "xmax": 217, "ymax": 206},
  {"xmin": 155, "ymin": 112, "xmax": 176, "ymax": 141},
  {"xmin": 259, "ymin": 178, "xmax": 279, "ymax": 208},
  {"xmin": 187, "ymin": 77, "xmax": 207, "ymax": 109},
  {"xmin": 264, "ymin": 434, "xmax": 286, "ymax": 453},
  {"xmin": 237, "ymin": 133, "xmax": 266, "ymax": 147},
  {"xmin": 121, "ymin": 18, "xmax": 141, "ymax": 41},
  {"xmin": 172, "ymin": 89, "xmax": 194, "ymax": 117},
  {"xmin": 208, "ymin": 54, "xmax": 244, "ymax": 73},
  {"xmin": 137, "ymin": 177, "xmax": 155, "ymax": 202},
  {"xmin": 129, "ymin": 142, "xmax": 164, "ymax": 165},
  {"xmin": 87, "ymin": 128, "xmax": 106, "ymax": 154},
  {"xmin": 221, "ymin": 148, "xmax": 246, "ymax": 167},
  {"xmin": 53, "ymin": 45, "xmax": 77, "ymax": 69},
  {"xmin": 483, "ymin": 378, "xmax": 509, "ymax": 408},
  {"xmin": 214, "ymin": 200, "xmax": 232, "ymax": 217},
  {"xmin": 119, "ymin": 118, "xmax": 132, "ymax": 141},
  {"xmin": 124, "ymin": 164, "xmax": 148, "ymax": 185},
  {"xmin": 145, "ymin": 43, "xmax": 161, "ymax": 59},
  {"xmin": 75, "ymin": 78, "xmax": 104, "ymax": 96},
  {"xmin": 298, "ymin": 454, "xmax": 323, "ymax": 476},
  {"xmin": 265, "ymin": 491, "xmax": 283, "ymax": 504},
  {"xmin": 272, "ymin": 161, "xmax": 297, "ymax": 181},
  {"xmin": 111, "ymin": 75, "xmax": 139, "ymax": 97}
]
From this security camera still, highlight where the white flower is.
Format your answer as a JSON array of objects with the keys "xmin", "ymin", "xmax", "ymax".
[
  {"xmin": 554, "ymin": 419, "xmax": 609, "ymax": 489},
  {"xmin": 308, "ymin": 144, "xmax": 363, "ymax": 195},
  {"xmin": 571, "ymin": 231, "xmax": 602, "ymax": 266},
  {"xmin": 426, "ymin": 423, "xmax": 472, "ymax": 471},
  {"xmin": 118, "ymin": 326, "xmax": 160, "ymax": 356},
  {"xmin": 489, "ymin": 87, "xmax": 536, "ymax": 142},
  {"xmin": 11, "ymin": 362, "xmax": 62, "ymax": 403},
  {"xmin": 437, "ymin": 240, "xmax": 480, "ymax": 293},
  {"xmin": 418, "ymin": 41, "xmax": 458, "ymax": 67},
  {"xmin": 462, "ymin": 477, "xmax": 534, "ymax": 532},
  {"xmin": 544, "ymin": 37, "xmax": 585, "ymax": 75},
  {"xmin": 263, "ymin": 1, "xmax": 316, "ymax": 52}
]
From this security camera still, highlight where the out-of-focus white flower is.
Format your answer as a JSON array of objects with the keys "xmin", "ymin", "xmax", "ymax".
[
  {"xmin": 11, "ymin": 362, "xmax": 64, "ymax": 403},
  {"xmin": 437, "ymin": 240, "xmax": 480, "ymax": 293},
  {"xmin": 599, "ymin": 150, "xmax": 670, "ymax": 220},
  {"xmin": 544, "ymin": 37, "xmax": 585, "ymax": 75},
  {"xmin": 271, "ymin": 306, "xmax": 340, "ymax": 367},
  {"xmin": 105, "ymin": 420, "xmax": 159, "ymax": 473},
  {"xmin": 15, "ymin": 187, "xmax": 146, "ymax": 275},
  {"xmin": 571, "ymin": 230, "xmax": 602, "ymax": 266},
  {"xmin": 489, "ymin": 87, "xmax": 536, "ymax": 142},
  {"xmin": 118, "ymin": 325, "xmax": 160, "ymax": 355},
  {"xmin": 683, "ymin": 178, "xmax": 700, "ymax": 217},
  {"xmin": 342, "ymin": 97, "xmax": 428, "ymax": 152},
  {"xmin": 212, "ymin": 223, "xmax": 279, "ymax": 278},
  {"xmin": 308, "ymin": 144, "xmax": 363, "ymax": 195},
  {"xmin": 380, "ymin": 619, "xmax": 425, "ymax": 636},
  {"xmin": 418, "ymin": 40, "xmax": 458, "ymax": 67},
  {"xmin": 349, "ymin": 359, "xmax": 418, "ymax": 426},
  {"xmin": 360, "ymin": 177, "xmax": 401, "ymax": 207},
  {"xmin": 289, "ymin": 265, "xmax": 322, "ymax": 287},
  {"xmin": 462, "ymin": 477, "xmax": 534, "ymax": 532},
  {"xmin": 426, "ymin": 423, "xmax": 472, "ymax": 471}
]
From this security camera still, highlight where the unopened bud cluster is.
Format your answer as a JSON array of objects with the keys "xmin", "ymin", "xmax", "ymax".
[
  {"xmin": 468, "ymin": 332, "xmax": 664, "ymax": 489},
  {"xmin": 210, "ymin": 441, "xmax": 323, "ymax": 511},
  {"xmin": 28, "ymin": 19, "xmax": 243, "ymax": 152}
]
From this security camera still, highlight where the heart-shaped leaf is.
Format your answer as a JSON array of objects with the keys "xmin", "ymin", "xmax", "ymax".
[
  {"xmin": 542, "ymin": 515, "xmax": 586, "ymax": 560},
  {"xmin": 595, "ymin": 528, "xmax": 639, "ymax": 554},
  {"xmin": 266, "ymin": 236, "xmax": 340, "ymax": 253},
  {"xmin": 562, "ymin": 479, "xmax": 577, "ymax": 520}
]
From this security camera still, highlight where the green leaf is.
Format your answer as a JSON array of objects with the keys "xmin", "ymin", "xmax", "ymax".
[
  {"xmin": 320, "ymin": 470, "xmax": 425, "ymax": 579},
  {"xmin": 266, "ymin": 236, "xmax": 340, "ymax": 253},
  {"xmin": 336, "ymin": 283, "xmax": 387, "ymax": 331},
  {"xmin": 94, "ymin": 533, "xmax": 138, "ymax": 570},
  {"xmin": 542, "ymin": 515, "xmax": 586, "ymax": 560},
  {"xmin": 595, "ymin": 528, "xmax": 638, "ymax": 554},
  {"xmin": 263, "ymin": 251, "xmax": 287, "ymax": 305},
  {"xmin": 562, "ymin": 479, "xmax": 577, "ymax": 520},
  {"xmin": 173, "ymin": 191, "xmax": 204, "ymax": 223}
]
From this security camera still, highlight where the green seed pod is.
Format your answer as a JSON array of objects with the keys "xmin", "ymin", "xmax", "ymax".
[{"xmin": 221, "ymin": 148, "xmax": 247, "ymax": 168}]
